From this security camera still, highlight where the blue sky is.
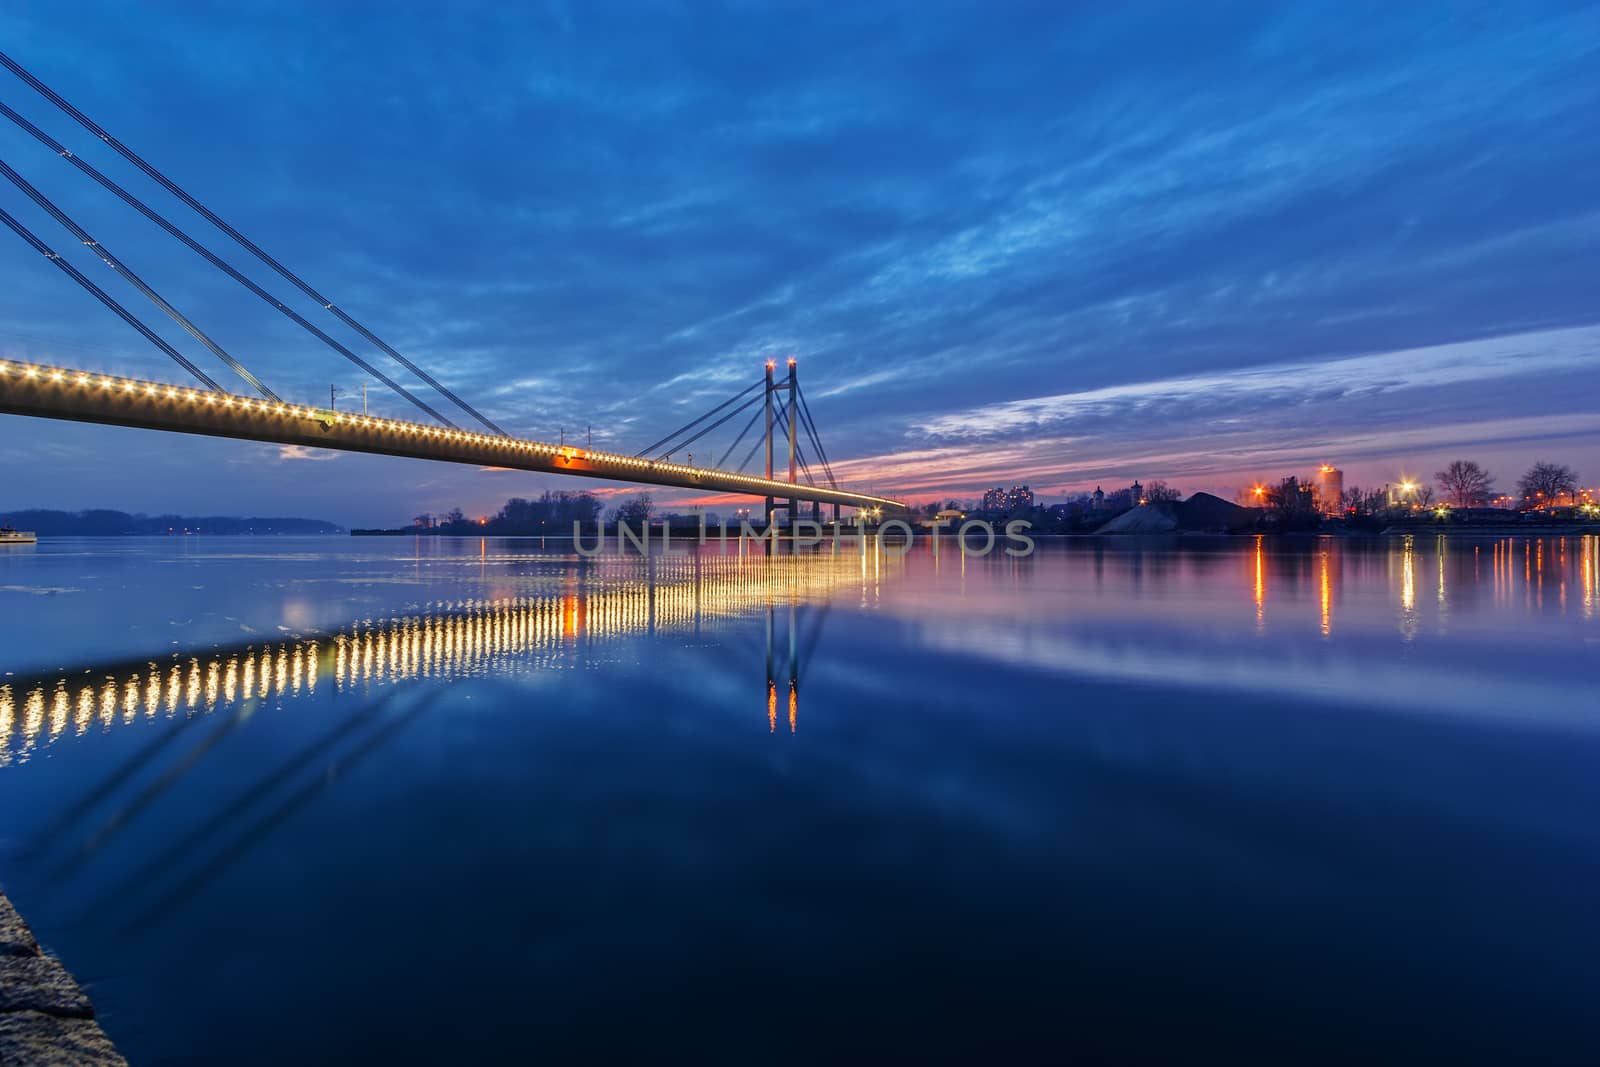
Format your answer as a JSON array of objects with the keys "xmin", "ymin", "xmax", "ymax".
[{"xmin": 1, "ymin": 2, "xmax": 1596, "ymax": 523}]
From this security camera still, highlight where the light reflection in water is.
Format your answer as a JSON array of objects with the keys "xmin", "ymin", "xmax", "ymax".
[
  {"xmin": 1253, "ymin": 536, "xmax": 1266, "ymax": 632},
  {"xmin": 1319, "ymin": 550, "xmax": 1331, "ymax": 637},
  {"xmin": 23, "ymin": 690, "xmax": 45, "ymax": 754},
  {"xmin": 1401, "ymin": 538, "xmax": 1416, "ymax": 613},
  {"xmin": 1436, "ymin": 536, "xmax": 1448, "ymax": 612},
  {"xmin": 0, "ymin": 688, "xmax": 12, "ymax": 767},
  {"xmin": 165, "ymin": 666, "xmax": 182, "ymax": 717},
  {"xmin": 1399, "ymin": 537, "xmax": 1418, "ymax": 641},
  {"xmin": 1585, "ymin": 535, "xmax": 1596, "ymax": 619},
  {"xmin": 0, "ymin": 551, "xmax": 894, "ymax": 762},
  {"xmin": 50, "ymin": 687, "xmax": 68, "ymax": 740},
  {"xmin": 3, "ymin": 537, "xmax": 1595, "ymax": 763},
  {"xmin": 74, "ymin": 687, "xmax": 93, "ymax": 736}
]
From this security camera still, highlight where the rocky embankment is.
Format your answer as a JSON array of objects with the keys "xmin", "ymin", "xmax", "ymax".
[{"xmin": 1, "ymin": 892, "xmax": 125, "ymax": 1065}]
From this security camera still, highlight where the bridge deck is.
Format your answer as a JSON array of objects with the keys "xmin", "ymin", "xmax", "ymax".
[{"xmin": 0, "ymin": 359, "xmax": 904, "ymax": 513}]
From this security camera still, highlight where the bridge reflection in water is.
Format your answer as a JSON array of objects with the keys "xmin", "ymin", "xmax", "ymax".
[
  {"xmin": 6, "ymin": 534, "xmax": 1594, "ymax": 762},
  {"xmin": 1, "ymin": 548, "xmax": 899, "ymax": 932},
  {"xmin": 0, "ymin": 547, "xmax": 900, "ymax": 765}
]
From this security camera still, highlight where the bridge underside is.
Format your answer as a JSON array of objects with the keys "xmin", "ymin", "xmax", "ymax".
[{"xmin": 0, "ymin": 359, "xmax": 906, "ymax": 515}]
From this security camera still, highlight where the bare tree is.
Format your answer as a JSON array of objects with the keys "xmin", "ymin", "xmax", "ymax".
[
  {"xmin": 1144, "ymin": 480, "xmax": 1182, "ymax": 503},
  {"xmin": 1341, "ymin": 486, "xmax": 1387, "ymax": 516},
  {"xmin": 612, "ymin": 494, "xmax": 654, "ymax": 525},
  {"xmin": 1518, "ymin": 462, "xmax": 1578, "ymax": 506},
  {"xmin": 1269, "ymin": 477, "xmax": 1318, "ymax": 523},
  {"xmin": 1435, "ymin": 460, "xmax": 1493, "ymax": 507}
]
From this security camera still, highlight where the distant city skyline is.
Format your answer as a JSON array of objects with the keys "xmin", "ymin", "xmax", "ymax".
[{"xmin": 1, "ymin": 4, "xmax": 1596, "ymax": 526}]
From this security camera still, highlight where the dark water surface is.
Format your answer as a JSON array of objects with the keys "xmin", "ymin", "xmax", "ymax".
[{"xmin": 1, "ymin": 534, "xmax": 1597, "ymax": 1064}]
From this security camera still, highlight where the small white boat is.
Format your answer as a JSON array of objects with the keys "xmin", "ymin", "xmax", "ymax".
[{"xmin": 0, "ymin": 525, "xmax": 36, "ymax": 544}]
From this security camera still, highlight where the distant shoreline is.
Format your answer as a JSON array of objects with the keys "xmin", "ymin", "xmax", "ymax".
[
  {"xmin": 4, "ymin": 531, "xmax": 349, "ymax": 537},
  {"xmin": 351, "ymin": 524, "xmax": 1600, "ymax": 539},
  {"xmin": 0, "ymin": 509, "xmax": 342, "ymax": 537},
  {"xmin": 1378, "ymin": 522, "xmax": 1599, "ymax": 536}
]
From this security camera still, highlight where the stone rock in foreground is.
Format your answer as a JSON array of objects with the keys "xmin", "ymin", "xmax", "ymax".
[
  {"xmin": 0, "ymin": 956, "xmax": 95, "ymax": 1017},
  {"xmin": 0, "ymin": 891, "xmax": 128, "ymax": 1066},
  {"xmin": 0, "ymin": 1010, "xmax": 127, "ymax": 1067},
  {"xmin": 0, "ymin": 895, "xmax": 40, "ymax": 957}
]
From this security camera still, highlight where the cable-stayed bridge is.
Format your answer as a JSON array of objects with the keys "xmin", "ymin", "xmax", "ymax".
[{"xmin": 0, "ymin": 51, "xmax": 905, "ymax": 519}]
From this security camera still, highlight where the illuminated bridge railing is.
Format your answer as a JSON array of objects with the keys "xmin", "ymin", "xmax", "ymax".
[
  {"xmin": 0, "ymin": 550, "xmax": 900, "ymax": 762},
  {"xmin": 0, "ymin": 358, "xmax": 906, "ymax": 513}
]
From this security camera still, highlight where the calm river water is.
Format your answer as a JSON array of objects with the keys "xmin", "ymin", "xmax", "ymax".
[{"xmin": 1, "ymin": 534, "xmax": 1597, "ymax": 1063}]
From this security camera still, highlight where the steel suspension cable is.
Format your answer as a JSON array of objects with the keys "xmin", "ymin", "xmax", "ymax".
[
  {"xmin": 794, "ymin": 402, "xmax": 833, "ymax": 488},
  {"xmin": 785, "ymin": 380, "xmax": 830, "ymax": 485},
  {"xmin": 0, "ymin": 50, "xmax": 505, "ymax": 435},
  {"xmin": 635, "ymin": 379, "xmax": 762, "ymax": 457},
  {"xmin": 0, "ymin": 100, "xmax": 460, "ymax": 428},
  {"xmin": 794, "ymin": 382, "xmax": 836, "ymax": 485},
  {"xmin": 738, "ymin": 392, "xmax": 804, "ymax": 479},
  {"xmin": 797, "ymin": 602, "xmax": 832, "ymax": 673},
  {"xmin": 0, "ymin": 204, "xmax": 224, "ymax": 390},
  {"xmin": 715, "ymin": 403, "xmax": 764, "ymax": 470},
  {"xmin": 772, "ymin": 403, "xmax": 818, "ymax": 485},
  {"xmin": 0, "ymin": 156, "xmax": 278, "ymax": 400},
  {"xmin": 652, "ymin": 391, "xmax": 762, "ymax": 461},
  {"xmin": 735, "ymin": 432, "xmax": 765, "ymax": 475},
  {"xmin": 794, "ymin": 382, "xmax": 839, "ymax": 488}
]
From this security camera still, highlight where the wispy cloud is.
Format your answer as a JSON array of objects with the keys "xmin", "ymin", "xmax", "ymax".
[
  {"xmin": 275, "ymin": 445, "xmax": 340, "ymax": 463},
  {"xmin": 916, "ymin": 326, "xmax": 1600, "ymax": 440},
  {"xmin": 1, "ymin": 4, "xmax": 1596, "ymax": 522}
]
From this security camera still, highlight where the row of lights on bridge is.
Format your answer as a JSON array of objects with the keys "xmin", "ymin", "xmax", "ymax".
[{"xmin": 0, "ymin": 358, "xmax": 897, "ymax": 509}]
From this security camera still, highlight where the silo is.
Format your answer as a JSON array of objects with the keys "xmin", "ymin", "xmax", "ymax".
[{"xmin": 1316, "ymin": 465, "xmax": 1344, "ymax": 514}]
